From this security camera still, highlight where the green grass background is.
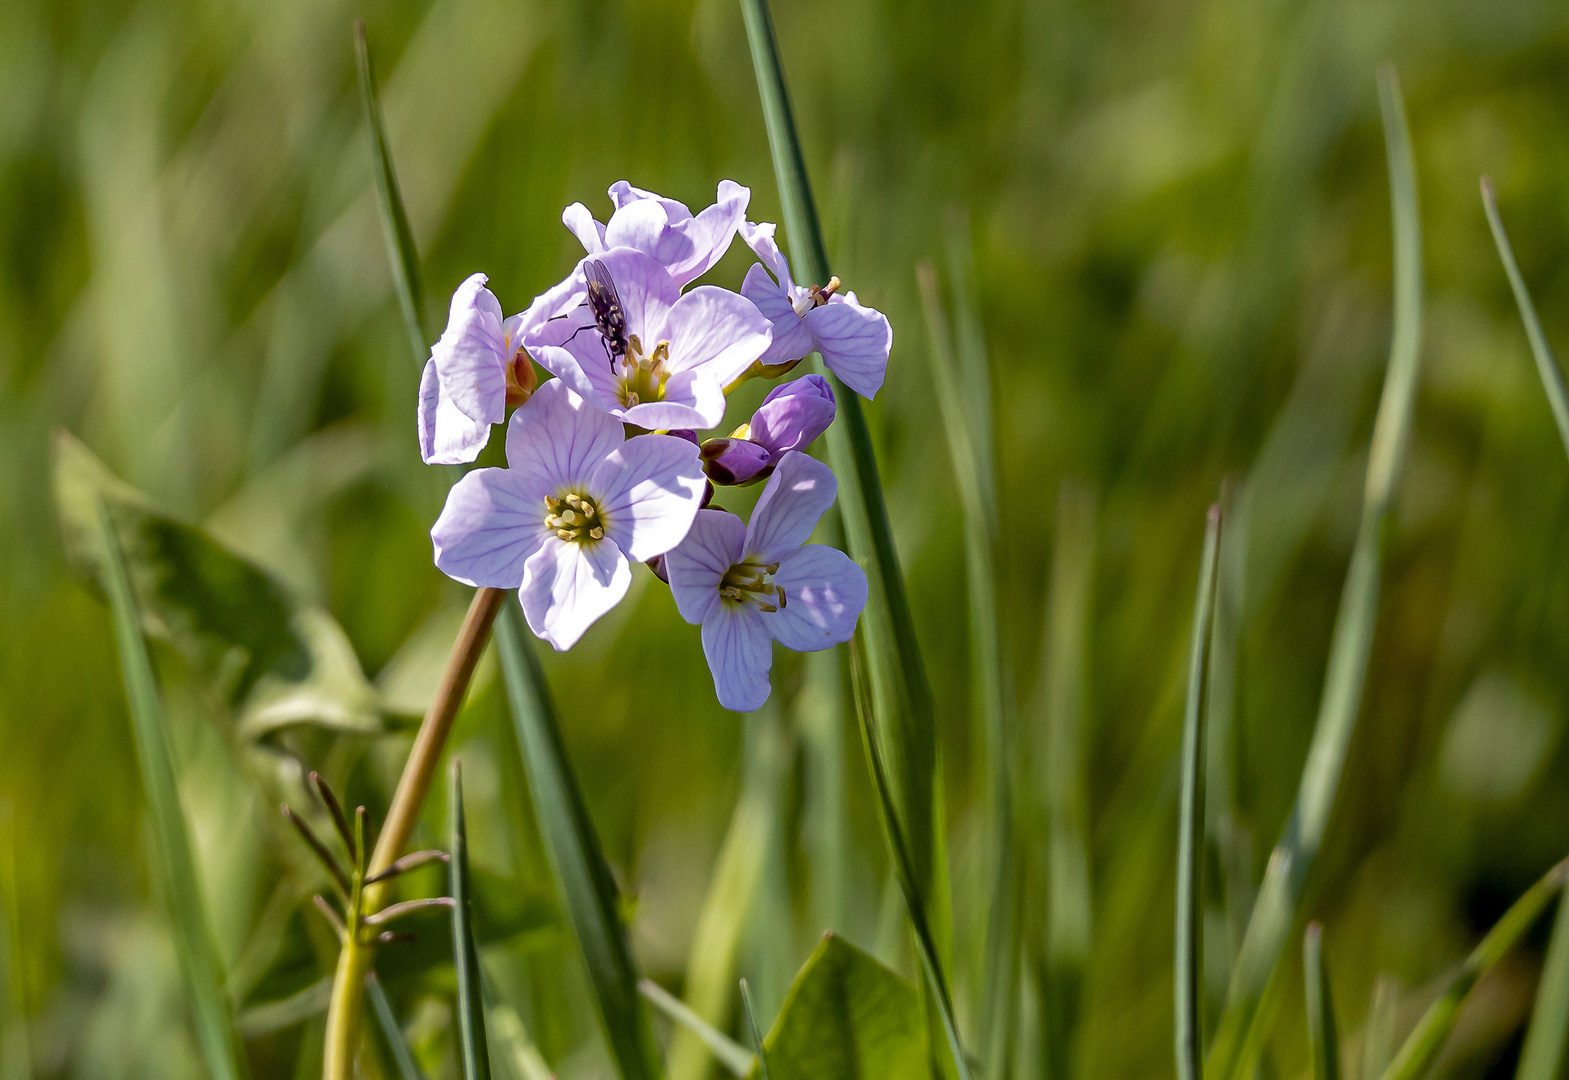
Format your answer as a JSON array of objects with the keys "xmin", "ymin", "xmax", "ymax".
[{"xmin": 3, "ymin": 0, "xmax": 1569, "ymax": 1076}]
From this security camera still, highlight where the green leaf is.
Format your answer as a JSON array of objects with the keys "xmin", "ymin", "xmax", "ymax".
[
  {"xmin": 741, "ymin": 979, "xmax": 774, "ymax": 1080},
  {"xmin": 95, "ymin": 497, "xmax": 249, "ymax": 1080},
  {"xmin": 354, "ymin": 19, "xmax": 427, "ymax": 363},
  {"xmin": 1380, "ymin": 857, "xmax": 1569, "ymax": 1080},
  {"xmin": 1516, "ymin": 886, "xmax": 1569, "ymax": 1080},
  {"xmin": 1207, "ymin": 64, "xmax": 1424, "ymax": 1080},
  {"xmin": 1361, "ymin": 977, "xmax": 1400, "ymax": 1080},
  {"xmin": 54, "ymin": 430, "xmax": 383, "ymax": 738},
  {"xmin": 641, "ymin": 979, "xmax": 755, "ymax": 1078},
  {"xmin": 1303, "ymin": 925, "xmax": 1340, "ymax": 1080},
  {"xmin": 745, "ymin": 934, "xmax": 926, "ymax": 1080},
  {"xmin": 366, "ymin": 971, "xmax": 431, "ymax": 1080},
  {"xmin": 1176, "ymin": 506, "xmax": 1221, "ymax": 1080},
  {"xmin": 1480, "ymin": 177, "xmax": 1569, "ymax": 462},
  {"xmin": 494, "ymin": 602, "xmax": 662, "ymax": 1080},
  {"xmin": 450, "ymin": 760, "xmax": 492, "ymax": 1080}
]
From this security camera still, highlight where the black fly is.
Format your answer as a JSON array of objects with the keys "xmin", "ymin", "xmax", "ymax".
[{"xmin": 582, "ymin": 259, "xmax": 629, "ymax": 372}]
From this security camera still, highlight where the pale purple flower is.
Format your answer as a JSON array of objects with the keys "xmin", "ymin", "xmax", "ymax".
[
  {"xmin": 744, "ymin": 374, "xmax": 836, "ymax": 464},
  {"xmin": 418, "ymin": 273, "xmax": 536, "ymax": 465},
  {"xmin": 665, "ymin": 452, "xmax": 868, "ymax": 712},
  {"xmin": 738, "ymin": 222, "xmax": 892, "ymax": 400},
  {"xmin": 524, "ymin": 248, "xmax": 771, "ymax": 431},
  {"xmin": 563, "ymin": 180, "xmax": 750, "ymax": 287},
  {"xmin": 431, "ymin": 379, "xmax": 706, "ymax": 650},
  {"xmin": 699, "ymin": 438, "xmax": 771, "ymax": 486}
]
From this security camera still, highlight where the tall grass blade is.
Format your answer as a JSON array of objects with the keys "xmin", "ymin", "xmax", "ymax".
[
  {"xmin": 1379, "ymin": 857, "xmax": 1569, "ymax": 1080},
  {"xmin": 1207, "ymin": 65, "xmax": 1424, "ymax": 1080},
  {"xmin": 1516, "ymin": 887, "xmax": 1569, "ymax": 1080},
  {"xmin": 367, "ymin": 972, "xmax": 431, "ymax": 1080},
  {"xmin": 450, "ymin": 760, "xmax": 492, "ymax": 1080},
  {"xmin": 1479, "ymin": 177, "xmax": 1569, "ymax": 461},
  {"xmin": 495, "ymin": 601, "xmax": 662, "ymax": 1080},
  {"xmin": 740, "ymin": 979, "xmax": 774, "ymax": 1080},
  {"xmin": 1303, "ymin": 925, "xmax": 1340, "ymax": 1080},
  {"xmin": 1361, "ymin": 977, "xmax": 1400, "ymax": 1080},
  {"xmin": 640, "ymin": 979, "xmax": 755, "ymax": 1078},
  {"xmin": 95, "ymin": 499, "xmax": 248, "ymax": 1080},
  {"xmin": 0, "ymin": 806, "xmax": 31, "ymax": 1080},
  {"xmin": 1176, "ymin": 506, "xmax": 1222, "ymax": 1080},
  {"xmin": 354, "ymin": 20, "xmax": 427, "ymax": 363},
  {"xmin": 739, "ymin": 0, "xmax": 944, "ymax": 934}
]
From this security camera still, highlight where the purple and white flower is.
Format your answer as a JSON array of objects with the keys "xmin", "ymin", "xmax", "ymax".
[
  {"xmin": 524, "ymin": 248, "xmax": 772, "ymax": 431},
  {"xmin": 418, "ymin": 273, "xmax": 536, "ymax": 465},
  {"xmin": 431, "ymin": 379, "xmax": 706, "ymax": 650},
  {"xmin": 665, "ymin": 452, "xmax": 868, "ymax": 711},
  {"xmin": 739, "ymin": 222, "xmax": 892, "ymax": 400},
  {"xmin": 563, "ymin": 180, "xmax": 750, "ymax": 288},
  {"xmin": 743, "ymin": 374, "xmax": 837, "ymax": 465}
]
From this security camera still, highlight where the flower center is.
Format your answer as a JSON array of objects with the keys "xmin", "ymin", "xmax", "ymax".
[
  {"xmin": 616, "ymin": 334, "xmax": 671, "ymax": 408},
  {"xmin": 789, "ymin": 276, "xmax": 842, "ymax": 317},
  {"xmin": 719, "ymin": 559, "xmax": 785, "ymax": 613},
  {"xmin": 544, "ymin": 492, "xmax": 605, "ymax": 544}
]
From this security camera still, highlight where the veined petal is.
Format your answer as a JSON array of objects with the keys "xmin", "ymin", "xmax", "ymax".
[
  {"xmin": 504, "ymin": 379, "xmax": 624, "ymax": 491},
  {"xmin": 608, "ymin": 181, "xmax": 691, "ymax": 218},
  {"xmin": 750, "ymin": 374, "xmax": 836, "ymax": 461},
  {"xmin": 432, "ymin": 273, "xmax": 509, "ymax": 425},
  {"xmin": 590, "ymin": 247, "xmax": 680, "ymax": 343},
  {"xmin": 418, "ymin": 358, "xmax": 492, "ymax": 465},
  {"xmin": 620, "ymin": 392, "xmax": 720, "ymax": 432},
  {"xmin": 527, "ymin": 345, "xmax": 623, "ymax": 418},
  {"xmin": 604, "ymin": 200, "xmax": 673, "ymax": 263},
  {"xmin": 666, "ymin": 509, "xmax": 746, "ymax": 624},
  {"xmin": 562, "ymin": 202, "xmax": 607, "ymax": 254},
  {"xmin": 590, "ymin": 433, "xmax": 706, "ymax": 562},
  {"xmin": 660, "ymin": 286, "xmax": 772, "ymax": 386},
  {"xmin": 744, "ymin": 451, "xmax": 838, "ymax": 562},
  {"xmin": 701, "ymin": 603, "xmax": 774, "ymax": 712},
  {"xmin": 766, "ymin": 544, "xmax": 867, "ymax": 652},
  {"xmin": 663, "ymin": 179, "xmax": 749, "ymax": 286},
  {"xmin": 519, "ymin": 538, "xmax": 631, "ymax": 651},
  {"xmin": 742, "ymin": 263, "xmax": 814, "ymax": 364},
  {"xmin": 804, "ymin": 296, "xmax": 892, "ymax": 399},
  {"xmin": 431, "ymin": 467, "xmax": 551, "ymax": 589},
  {"xmin": 517, "ymin": 265, "xmax": 590, "ymax": 338},
  {"xmin": 740, "ymin": 220, "xmax": 794, "ymax": 294}
]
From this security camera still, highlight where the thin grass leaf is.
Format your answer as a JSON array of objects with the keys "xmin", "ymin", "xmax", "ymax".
[
  {"xmin": 1480, "ymin": 177, "xmax": 1569, "ymax": 460},
  {"xmin": 487, "ymin": 1000, "xmax": 557, "ymax": 1080},
  {"xmin": 96, "ymin": 498, "xmax": 248, "ymax": 1080},
  {"xmin": 0, "ymin": 804, "xmax": 32, "ymax": 1080},
  {"xmin": 1303, "ymin": 925, "xmax": 1340, "ymax": 1080},
  {"xmin": 739, "ymin": 0, "xmax": 944, "ymax": 934},
  {"xmin": 1176, "ymin": 506, "xmax": 1222, "ymax": 1080},
  {"xmin": 640, "ymin": 980, "xmax": 755, "ymax": 1078},
  {"xmin": 1362, "ymin": 977, "xmax": 1401, "ymax": 1080},
  {"xmin": 495, "ymin": 602, "xmax": 662, "ymax": 1080},
  {"xmin": 1207, "ymin": 65, "xmax": 1424, "ymax": 1080},
  {"xmin": 236, "ymin": 976, "xmax": 333, "ymax": 1038},
  {"xmin": 367, "ymin": 971, "xmax": 430, "ymax": 1080},
  {"xmin": 354, "ymin": 20, "xmax": 426, "ymax": 363},
  {"xmin": 449, "ymin": 761, "xmax": 491, "ymax": 1080},
  {"xmin": 1380, "ymin": 857, "xmax": 1569, "ymax": 1080},
  {"xmin": 741, "ymin": 980, "xmax": 773, "ymax": 1080},
  {"xmin": 1516, "ymin": 887, "xmax": 1569, "ymax": 1080}
]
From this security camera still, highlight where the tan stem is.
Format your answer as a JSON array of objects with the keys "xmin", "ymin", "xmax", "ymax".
[{"xmin": 322, "ymin": 585, "xmax": 508, "ymax": 1080}]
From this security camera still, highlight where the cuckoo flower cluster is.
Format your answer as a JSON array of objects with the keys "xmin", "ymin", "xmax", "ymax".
[{"xmin": 420, "ymin": 181, "xmax": 886, "ymax": 711}]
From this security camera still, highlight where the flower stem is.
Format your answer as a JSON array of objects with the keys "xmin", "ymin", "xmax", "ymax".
[{"xmin": 322, "ymin": 585, "xmax": 508, "ymax": 1080}]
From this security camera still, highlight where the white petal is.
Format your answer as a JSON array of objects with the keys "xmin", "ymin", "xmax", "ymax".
[
  {"xmin": 701, "ymin": 603, "xmax": 774, "ymax": 712},
  {"xmin": 740, "ymin": 220, "xmax": 794, "ymax": 294},
  {"xmin": 608, "ymin": 181, "xmax": 691, "ymax": 218},
  {"xmin": 744, "ymin": 451, "xmax": 838, "ymax": 562},
  {"xmin": 590, "ymin": 433, "xmax": 706, "ymax": 562},
  {"xmin": 804, "ymin": 297, "xmax": 892, "ymax": 399},
  {"xmin": 742, "ymin": 262, "xmax": 813, "ymax": 364},
  {"xmin": 504, "ymin": 379, "xmax": 624, "ymax": 492},
  {"xmin": 766, "ymin": 545, "xmax": 868, "ymax": 652},
  {"xmin": 418, "ymin": 358, "xmax": 492, "ymax": 465},
  {"xmin": 519, "ymin": 538, "xmax": 631, "ymax": 651},
  {"xmin": 661, "ymin": 180, "xmax": 749, "ymax": 286},
  {"xmin": 528, "ymin": 343, "xmax": 628, "ymax": 421},
  {"xmin": 660, "ymin": 285, "xmax": 772, "ymax": 386},
  {"xmin": 432, "ymin": 273, "xmax": 509, "ymax": 425},
  {"xmin": 621, "ymin": 370, "xmax": 725, "ymax": 430},
  {"xmin": 562, "ymin": 202, "xmax": 607, "ymax": 254},
  {"xmin": 665, "ymin": 509, "xmax": 746, "ymax": 625},
  {"xmin": 604, "ymin": 200, "xmax": 672, "ymax": 262},
  {"xmin": 431, "ymin": 467, "xmax": 551, "ymax": 588}
]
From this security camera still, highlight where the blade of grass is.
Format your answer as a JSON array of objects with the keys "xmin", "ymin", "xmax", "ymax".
[
  {"xmin": 367, "ymin": 972, "xmax": 430, "ymax": 1080},
  {"xmin": 1362, "ymin": 977, "xmax": 1401, "ymax": 1080},
  {"xmin": 494, "ymin": 601, "xmax": 662, "ymax": 1080},
  {"xmin": 450, "ymin": 760, "xmax": 492, "ymax": 1080},
  {"xmin": 1176, "ymin": 507, "xmax": 1222, "ymax": 1080},
  {"xmin": 739, "ymin": 0, "xmax": 943, "ymax": 937},
  {"xmin": 1380, "ymin": 857, "xmax": 1569, "ymax": 1080},
  {"xmin": 1516, "ymin": 887, "xmax": 1569, "ymax": 1080},
  {"xmin": 354, "ymin": 20, "xmax": 426, "ymax": 363},
  {"xmin": 0, "ymin": 804, "xmax": 31, "ymax": 1080},
  {"xmin": 740, "ymin": 979, "xmax": 773, "ymax": 1080},
  {"xmin": 1304, "ymin": 925, "xmax": 1341, "ymax": 1080},
  {"xmin": 640, "ymin": 980, "xmax": 755, "ymax": 1078},
  {"xmin": 1480, "ymin": 177, "xmax": 1569, "ymax": 460},
  {"xmin": 96, "ymin": 498, "xmax": 248, "ymax": 1080},
  {"xmin": 1207, "ymin": 65, "xmax": 1424, "ymax": 1080},
  {"xmin": 487, "ymin": 1000, "xmax": 557, "ymax": 1080}
]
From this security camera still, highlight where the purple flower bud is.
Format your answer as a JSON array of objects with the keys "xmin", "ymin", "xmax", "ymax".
[
  {"xmin": 748, "ymin": 374, "xmax": 836, "ymax": 463},
  {"xmin": 700, "ymin": 437, "xmax": 772, "ymax": 486}
]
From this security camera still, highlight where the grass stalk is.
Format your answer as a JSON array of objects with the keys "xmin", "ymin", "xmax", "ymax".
[{"xmin": 1303, "ymin": 924, "xmax": 1340, "ymax": 1080}]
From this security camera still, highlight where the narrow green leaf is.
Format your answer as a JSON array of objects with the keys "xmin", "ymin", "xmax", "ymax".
[
  {"xmin": 0, "ymin": 805, "xmax": 32, "ymax": 1080},
  {"xmin": 1480, "ymin": 177, "xmax": 1569, "ymax": 460},
  {"xmin": 487, "ymin": 1000, "xmax": 557, "ymax": 1080},
  {"xmin": 741, "ymin": 979, "xmax": 774, "ymax": 1080},
  {"xmin": 236, "ymin": 976, "xmax": 333, "ymax": 1037},
  {"xmin": 640, "ymin": 979, "xmax": 755, "ymax": 1078},
  {"xmin": 1361, "ymin": 977, "xmax": 1400, "ymax": 1080},
  {"xmin": 1380, "ymin": 857, "xmax": 1569, "ymax": 1080},
  {"xmin": 1176, "ymin": 506, "xmax": 1222, "ymax": 1080},
  {"xmin": 95, "ymin": 498, "xmax": 248, "ymax": 1080},
  {"xmin": 495, "ymin": 602, "xmax": 662, "ymax": 1080},
  {"xmin": 354, "ymin": 20, "xmax": 427, "ymax": 363},
  {"xmin": 450, "ymin": 760, "xmax": 492, "ymax": 1080},
  {"xmin": 1517, "ymin": 887, "xmax": 1569, "ymax": 1080},
  {"xmin": 367, "ymin": 972, "xmax": 430, "ymax": 1080},
  {"xmin": 1303, "ymin": 925, "xmax": 1341, "ymax": 1080},
  {"xmin": 1207, "ymin": 65, "xmax": 1424, "ymax": 1080}
]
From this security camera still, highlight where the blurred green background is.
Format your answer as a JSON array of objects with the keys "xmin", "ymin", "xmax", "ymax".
[{"xmin": 4, "ymin": 0, "xmax": 1569, "ymax": 1076}]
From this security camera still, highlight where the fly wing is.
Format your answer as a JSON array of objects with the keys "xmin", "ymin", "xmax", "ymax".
[{"xmin": 584, "ymin": 259, "xmax": 624, "ymax": 320}]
